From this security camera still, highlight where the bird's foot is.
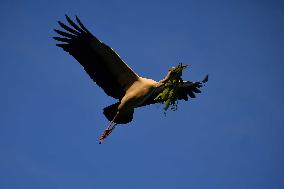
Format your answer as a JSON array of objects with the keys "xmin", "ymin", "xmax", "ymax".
[{"xmin": 99, "ymin": 124, "xmax": 116, "ymax": 144}]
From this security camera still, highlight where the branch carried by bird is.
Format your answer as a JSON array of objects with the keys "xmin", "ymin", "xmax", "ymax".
[{"xmin": 154, "ymin": 64, "xmax": 208, "ymax": 113}]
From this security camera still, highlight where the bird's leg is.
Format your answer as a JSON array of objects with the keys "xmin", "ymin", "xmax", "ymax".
[{"xmin": 99, "ymin": 113, "xmax": 119, "ymax": 144}]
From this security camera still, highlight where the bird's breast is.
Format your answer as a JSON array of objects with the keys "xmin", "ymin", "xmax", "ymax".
[{"xmin": 118, "ymin": 78, "xmax": 158, "ymax": 110}]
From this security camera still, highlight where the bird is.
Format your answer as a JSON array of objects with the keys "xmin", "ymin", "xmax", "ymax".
[{"xmin": 53, "ymin": 15, "xmax": 208, "ymax": 143}]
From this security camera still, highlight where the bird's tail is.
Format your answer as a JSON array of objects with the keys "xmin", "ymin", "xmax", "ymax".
[
  {"xmin": 103, "ymin": 103, "xmax": 120, "ymax": 122},
  {"xmin": 103, "ymin": 103, "xmax": 134, "ymax": 124}
]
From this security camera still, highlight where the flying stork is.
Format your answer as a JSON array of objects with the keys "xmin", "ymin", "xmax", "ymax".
[{"xmin": 53, "ymin": 15, "xmax": 207, "ymax": 143}]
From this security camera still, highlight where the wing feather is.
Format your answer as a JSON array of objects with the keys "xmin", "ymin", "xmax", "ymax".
[
  {"xmin": 53, "ymin": 36, "xmax": 72, "ymax": 43},
  {"xmin": 54, "ymin": 15, "xmax": 139, "ymax": 99},
  {"xmin": 57, "ymin": 21, "xmax": 81, "ymax": 35},
  {"xmin": 65, "ymin": 15, "xmax": 86, "ymax": 33},
  {"xmin": 75, "ymin": 16, "xmax": 92, "ymax": 34},
  {"xmin": 54, "ymin": 29, "xmax": 77, "ymax": 38}
]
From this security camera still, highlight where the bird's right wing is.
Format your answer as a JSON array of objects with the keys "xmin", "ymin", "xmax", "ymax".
[
  {"xmin": 139, "ymin": 76, "xmax": 208, "ymax": 107},
  {"xmin": 175, "ymin": 81, "xmax": 204, "ymax": 101},
  {"xmin": 53, "ymin": 15, "xmax": 139, "ymax": 99}
]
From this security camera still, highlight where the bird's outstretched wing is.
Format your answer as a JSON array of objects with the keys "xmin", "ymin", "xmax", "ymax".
[
  {"xmin": 175, "ymin": 81, "xmax": 204, "ymax": 101},
  {"xmin": 140, "ymin": 79, "xmax": 207, "ymax": 107},
  {"xmin": 53, "ymin": 15, "xmax": 139, "ymax": 99}
]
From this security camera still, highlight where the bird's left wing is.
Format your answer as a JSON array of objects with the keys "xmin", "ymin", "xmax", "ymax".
[{"xmin": 53, "ymin": 15, "xmax": 139, "ymax": 99}]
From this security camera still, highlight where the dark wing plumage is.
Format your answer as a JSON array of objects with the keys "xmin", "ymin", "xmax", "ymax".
[
  {"xmin": 53, "ymin": 15, "xmax": 139, "ymax": 99},
  {"xmin": 175, "ymin": 81, "xmax": 203, "ymax": 100}
]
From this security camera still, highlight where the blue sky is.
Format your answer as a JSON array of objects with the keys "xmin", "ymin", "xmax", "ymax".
[{"xmin": 1, "ymin": 0, "xmax": 284, "ymax": 188}]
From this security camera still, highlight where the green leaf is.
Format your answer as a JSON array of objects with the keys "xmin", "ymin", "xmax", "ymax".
[{"xmin": 155, "ymin": 63, "xmax": 186, "ymax": 113}]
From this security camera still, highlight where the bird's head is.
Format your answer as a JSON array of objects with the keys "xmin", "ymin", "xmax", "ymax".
[
  {"xmin": 160, "ymin": 63, "xmax": 188, "ymax": 83},
  {"xmin": 169, "ymin": 64, "xmax": 188, "ymax": 71}
]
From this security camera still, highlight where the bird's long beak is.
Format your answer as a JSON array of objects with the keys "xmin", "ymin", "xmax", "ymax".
[{"xmin": 182, "ymin": 64, "xmax": 188, "ymax": 69}]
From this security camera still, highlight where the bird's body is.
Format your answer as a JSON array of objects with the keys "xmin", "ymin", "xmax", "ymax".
[
  {"xmin": 112, "ymin": 77, "xmax": 158, "ymax": 124},
  {"xmin": 53, "ymin": 15, "xmax": 207, "ymax": 143},
  {"xmin": 120, "ymin": 77, "xmax": 158, "ymax": 109}
]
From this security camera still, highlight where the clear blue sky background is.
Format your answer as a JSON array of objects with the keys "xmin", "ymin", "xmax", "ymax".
[{"xmin": 0, "ymin": 0, "xmax": 284, "ymax": 188}]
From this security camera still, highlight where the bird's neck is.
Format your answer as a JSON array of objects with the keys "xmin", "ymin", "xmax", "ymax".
[{"xmin": 159, "ymin": 72, "xmax": 172, "ymax": 84}]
